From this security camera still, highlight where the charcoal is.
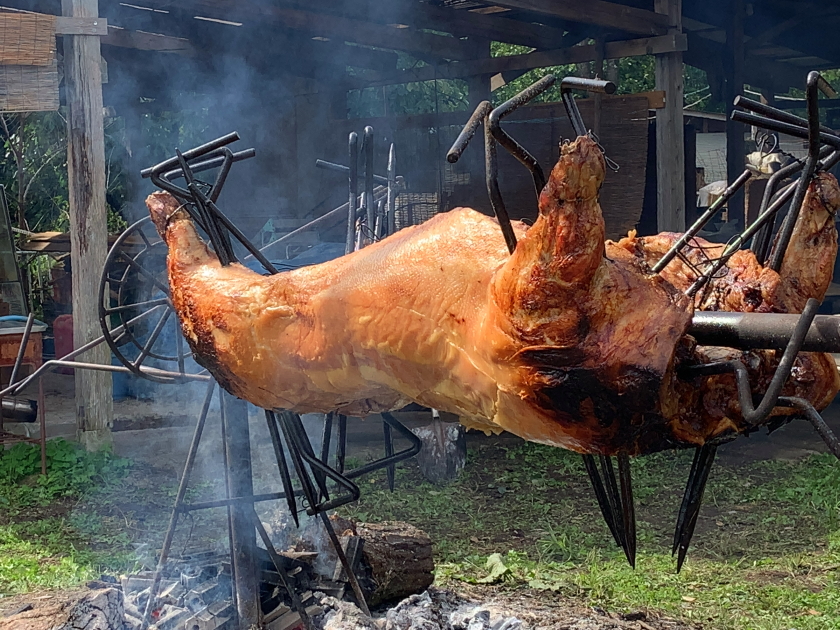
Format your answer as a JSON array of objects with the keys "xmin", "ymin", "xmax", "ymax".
[
  {"xmin": 122, "ymin": 576, "xmax": 154, "ymax": 595},
  {"xmin": 124, "ymin": 600, "xmax": 142, "ymax": 621},
  {"xmin": 160, "ymin": 581, "xmax": 186, "ymax": 606},
  {"xmin": 315, "ymin": 580, "xmax": 346, "ymax": 599},
  {"xmin": 268, "ymin": 606, "xmax": 328, "ymax": 630},
  {"xmin": 450, "ymin": 607, "xmax": 491, "ymax": 630},
  {"xmin": 180, "ymin": 567, "xmax": 203, "ymax": 590},
  {"xmin": 385, "ymin": 592, "xmax": 440, "ymax": 630},
  {"xmin": 185, "ymin": 600, "xmax": 235, "ymax": 630},
  {"xmin": 264, "ymin": 603, "xmax": 291, "ymax": 625},
  {"xmin": 131, "ymin": 587, "xmax": 151, "ymax": 611},
  {"xmin": 152, "ymin": 604, "xmax": 191, "ymax": 630},
  {"xmin": 185, "ymin": 579, "xmax": 227, "ymax": 612}
]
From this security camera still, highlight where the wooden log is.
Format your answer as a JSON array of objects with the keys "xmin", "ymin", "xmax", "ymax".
[
  {"xmin": 61, "ymin": 0, "xmax": 113, "ymax": 451},
  {"xmin": 0, "ymin": 588, "xmax": 125, "ymax": 630},
  {"xmin": 355, "ymin": 522, "xmax": 434, "ymax": 608}
]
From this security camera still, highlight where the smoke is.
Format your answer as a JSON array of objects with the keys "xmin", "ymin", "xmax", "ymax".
[{"xmin": 95, "ymin": 0, "xmax": 457, "ymax": 565}]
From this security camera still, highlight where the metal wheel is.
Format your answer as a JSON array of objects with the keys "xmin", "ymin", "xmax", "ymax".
[{"xmin": 99, "ymin": 217, "xmax": 194, "ymax": 383}]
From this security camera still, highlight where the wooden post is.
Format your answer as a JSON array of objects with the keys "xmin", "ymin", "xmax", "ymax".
[
  {"xmin": 725, "ymin": 0, "xmax": 746, "ymax": 229},
  {"xmin": 654, "ymin": 0, "xmax": 685, "ymax": 232},
  {"xmin": 62, "ymin": 0, "xmax": 113, "ymax": 451}
]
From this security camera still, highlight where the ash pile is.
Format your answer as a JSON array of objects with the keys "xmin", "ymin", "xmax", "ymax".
[
  {"xmin": 122, "ymin": 518, "xmax": 435, "ymax": 630},
  {"xmin": 122, "ymin": 548, "xmax": 326, "ymax": 630}
]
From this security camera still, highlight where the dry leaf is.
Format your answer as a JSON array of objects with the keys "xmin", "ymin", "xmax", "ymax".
[
  {"xmin": 681, "ymin": 596, "xmax": 696, "ymax": 603},
  {"xmin": 808, "ymin": 609, "xmax": 822, "ymax": 616}
]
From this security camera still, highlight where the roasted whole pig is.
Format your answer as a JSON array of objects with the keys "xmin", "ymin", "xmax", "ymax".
[{"xmin": 146, "ymin": 136, "xmax": 840, "ymax": 456}]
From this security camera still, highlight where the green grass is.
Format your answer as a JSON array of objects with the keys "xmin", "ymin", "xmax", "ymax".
[
  {"xmin": 3, "ymin": 435, "xmax": 840, "ymax": 629},
  {"xmin": 341, "ymin": 441, "xmax": 840, "ymax": 630},
  {"xmin": 0, "ymin": 439, "xmax": 139, "ymax": 595}
]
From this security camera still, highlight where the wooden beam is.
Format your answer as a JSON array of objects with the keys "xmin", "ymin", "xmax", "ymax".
[
  {"xmin": 773, "ymin": 97, "xmax": 840, "ymax": 110},
  {"xmin": 654, "ymin": 0, "xmax": 685, "ymax": 233},
  {"xmin": 366, "ymin": 33, "xmax": 687, "ymax": 86},
  {"xmin": 298, "ymin": 0, "xmax": 570, "ymax": 50},
  {"xmin": 101, "ymin": 25, "xmax": 195, "ymax": 54},
  {"xmin": 54, "ymin": 15, "xmax": 106, "ymax": 34},
  {"xmin": 117, "ymin": 0, "xmax": 482, "ymax": 61},
  {"xmin": 61, "ymin": 0, "xmax": 113, "ymax": 451},
  {"xmin": 684, "ymin": 32, "xmax": 804, "ymax": 93},
  {"xmin": 744, "ymin": 11, "xmax": 808, "ymax": 50},
  {"xmin": 487, "ymin": 0, "xmax": 669, "ymax": 37}
]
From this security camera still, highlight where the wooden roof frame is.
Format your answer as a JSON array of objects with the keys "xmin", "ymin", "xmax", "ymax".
[{"xmin": 4, "ymin": 0, "xmax": 837, "ymax": 93}]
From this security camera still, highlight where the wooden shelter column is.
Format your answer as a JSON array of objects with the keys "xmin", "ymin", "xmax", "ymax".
[
  {"xmin": 654, "ymin": 0, "xmax": 685, "ymax": 232},
  {"xmin": 725, "ymin": 0, "xmax": 746, "ymax": 228},
  {"xmin": 61, "ymin": 0, "xmax": 113, "ymax": 450}
]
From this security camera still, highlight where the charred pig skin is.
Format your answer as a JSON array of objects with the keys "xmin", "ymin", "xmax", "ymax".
[
  {"xmin": 609, "ymin": 171, "xmax": 840, "ymax": 446},
  {"xmin": 146, "ymin": 136, "xmax": 839, "ymax": 456}
]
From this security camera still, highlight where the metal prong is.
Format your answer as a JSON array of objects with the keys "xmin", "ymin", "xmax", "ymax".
[
  {"xmin": 336, "ymin": 414, "xmax": 348, "ymax": 474},
  {"xmin": 582, "ymin": 454, "xmax": 621, "ymax": 545},
  {"xmin": 383, "ymin": 419, "xmax": 395, "ymax": 492},
  {"xmin": 617, "ymin": 453, "xmax": 636, "ymax": 568},
  {"xmin": 318, "ymin": 511, "xmax": 371, "ymax": 616},
  {"xmin": 265, "ymin": 410, "xmax": 299, "ymax": 527},
  {"xmin": 599, "ymin": 455, "xmax": 633, "ymax": 564},
  {"xmin": 673, "ymin": 444, "xmax": 717, "ymax": 572}
]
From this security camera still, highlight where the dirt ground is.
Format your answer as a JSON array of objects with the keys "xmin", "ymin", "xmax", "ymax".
[{"xmin": 3, "ymin": 372, "xmax": 840, "ymax": 628}]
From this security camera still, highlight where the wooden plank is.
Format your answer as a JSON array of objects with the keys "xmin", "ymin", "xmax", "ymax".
[
  {"xmin": 487, "ymin": 0, "xmax": 669, "ymax": 37},
  {"xmin": 366, "ymin": 33, "xmax": 687, "ymax": 86},
  {"xmin": 644, "ymin": 90, "xmax": 666, "ymax": 109},
  {"xmin": 101, "ymin": 26, "xmax": 195, "ymax": 54},
  {"xmin": 654, "ymin": 0, "xmax": 685, "ymax": 232},
  {"xmin": 54, "ymin": 15, "xmax": 107, "ymax": 35},
  {"xmin": 60, "ymin": 0, "xmax": 113, "ymax": 451}
]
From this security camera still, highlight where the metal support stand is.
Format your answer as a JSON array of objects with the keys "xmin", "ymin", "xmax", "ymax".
[{"xmin": 222, "ymin": 392, "xmax": 261, "ymax": 629}]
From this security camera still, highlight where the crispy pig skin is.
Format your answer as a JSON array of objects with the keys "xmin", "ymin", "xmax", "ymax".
[
  {"xmin": 608, "ymin": 171, "xmax": 840, "ymax": 444},
  {"xmin": 148, "ymin": 137, "xmax": 693, "ymax": 455},
  {"xmin": 147, "ymin": 137, "xmax": 839, "ymax": 455}
]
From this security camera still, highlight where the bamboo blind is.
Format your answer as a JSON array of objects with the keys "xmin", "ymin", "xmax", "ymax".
[
  {"xmin": 0, "ymin": 13, "xmax": 56, "ymax": 66},
  {"xmin": 0, "ymin": 60, "xmax": 59, "ymax": 112},
  {"xmin": 0, "ymin": 12, "xmax": 58, "ymax": 112}
]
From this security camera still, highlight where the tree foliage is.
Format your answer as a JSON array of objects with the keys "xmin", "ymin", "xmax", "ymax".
[{"xmin": 0, "ymin": 111, "xmax": 130, "ymax": 234}]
